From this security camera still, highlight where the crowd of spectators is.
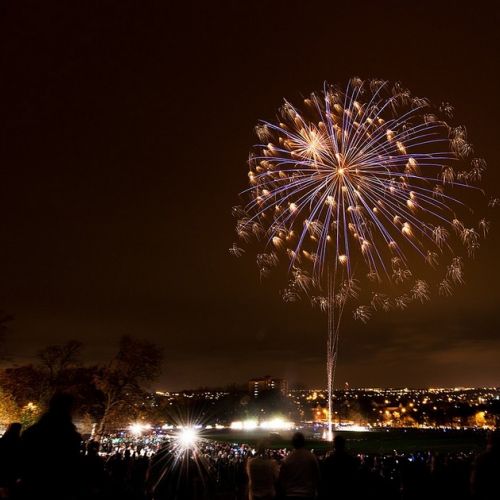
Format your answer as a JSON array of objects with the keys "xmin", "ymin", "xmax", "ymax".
[{"xmin": 0, "ymin": 393, "xmax": 498, "ymax": 499}]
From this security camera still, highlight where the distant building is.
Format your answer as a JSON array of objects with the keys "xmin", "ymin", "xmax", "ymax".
[{"xmin": 248, "ymin": 375, "xmax": 288, "ymax": 397}]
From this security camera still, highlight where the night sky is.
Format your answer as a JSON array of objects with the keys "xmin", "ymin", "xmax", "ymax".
[{"xmin": 1, "ymin": 1, "xmax": 499, "ymax": 390}]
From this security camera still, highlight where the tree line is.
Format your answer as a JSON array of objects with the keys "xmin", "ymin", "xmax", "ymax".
[{"xmin": 0, "ymin": 334, "xmax": 163, "ymax": 438}]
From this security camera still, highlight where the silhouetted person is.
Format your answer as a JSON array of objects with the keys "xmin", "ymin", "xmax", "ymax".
[
  {"xmin": 19, "ymin": 393, "xmax": 82, "ymax": 500},
  {"xmin": 0, "ymin": 422, "xmax": 22, "ymax": 498},
  {"xmin": 471, "ymin": 430, "xmax": 500, "ymax": 499},
  {"xmin": 428, "ymin": 453, "xmax": 448, "ymax": 500},
  {"xmin": 320, "ymin": 435, "xmax": 358, "ymax": 499},
  {"xmin": 129, "ymin": 454, "xmax": 149, "ymax": 500},
  {"xmin": 246, "ymin": 441, "xmax": 279, "ymax": 500},
  {"xmin": 279, "ymin": 432, "xmax": 319, "ymax": 500},
  {"xmin": 399, "ymin": 455, "xmax": 430, "ymax": 500},
  {"xmin": 82, "ymin": 440, "xmax": 108, "ymax": 499},
  {"xmin": 106, "ymin": 451, "xmax": 126, "ymax": 499},
  {"xmin": 357, "ymin": 454, "xmax": 387, "ymax": 499}
]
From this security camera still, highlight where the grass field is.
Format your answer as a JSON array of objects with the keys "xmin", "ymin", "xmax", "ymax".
[{"xmin": 204, "ymin": 428, "xmax": 488, "ymax": 454}]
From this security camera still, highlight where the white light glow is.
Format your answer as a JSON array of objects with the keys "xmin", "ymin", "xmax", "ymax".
[
  {"xmin": 230, "ymin": 418, "xmax": 294, "ymax": 431},
  {"xmin": 128, "ymin": 423, "xmax": 152, "ymax": 436},
  {"xmin": 177, "ymin": 427, "xmax": 197, "ymax": 449},
  {"xmin": 260, "ymin": 418, "xmax": 294, "ymax": 431}
]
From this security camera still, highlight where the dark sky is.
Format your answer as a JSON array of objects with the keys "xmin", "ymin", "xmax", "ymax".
[{"xmin": 1, "ymin": 1, "xmax": 499, "ymax": 390}]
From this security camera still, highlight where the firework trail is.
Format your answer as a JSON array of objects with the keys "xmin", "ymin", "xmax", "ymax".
[{"xmin": 231, "ymin": 78, "xmax": 495, "ymax": 439}]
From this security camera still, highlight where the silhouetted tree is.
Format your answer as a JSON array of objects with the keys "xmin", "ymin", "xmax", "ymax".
[
  {"xmin": 94, "ymin": 335, "xmax": 163, "ymax": 436},
  {"xmin": 0, "ymin": 387, "xmax": 20, "ymax": 425},
  {"xmin": 1, "ymin": 340, "xmax": 102, "ymax": 427},
  {"xmin": 0, "ymin": 365, "xmax": 47, "ymax": 408},
  {"xmin": 37, "ymin": 340, "xmax": 82, "ymax": 390}
]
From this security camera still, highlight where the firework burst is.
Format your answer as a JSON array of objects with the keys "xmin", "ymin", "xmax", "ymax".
[{"xmin": 232, "ymin": 78, "xmax": 493, "ymax": 439}]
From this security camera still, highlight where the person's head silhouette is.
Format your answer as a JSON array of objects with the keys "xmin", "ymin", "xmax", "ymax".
[
  {"xmin": 255, "ymin": 440, "xmax": 269, "ymax": 456},
  {"xmin": 333, "ymin": 435, "xmax": 346, "ymax": 452},
  {"xmin": 291, "ymin": 432, "xmax": 305, "ymax": 449},
  {"xmin": 48, "ymin": 393, "xmax": 75, "ymax": 418}
]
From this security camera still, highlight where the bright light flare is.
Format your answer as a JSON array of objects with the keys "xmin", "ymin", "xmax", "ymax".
[
  {"xmin": 230, "ymin": 418, "xmax": 294, "ymax": 431},
  {"xmin": 260, "ymin": 418, "xmax": 294, "ymax": 431},
  {"xmin": 177, "ymin": 427, "xmax": 198, "ymax": 449},
  {"xmin": 128, "ymin": 422, "xmax": 151, "ymax": 436}
]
